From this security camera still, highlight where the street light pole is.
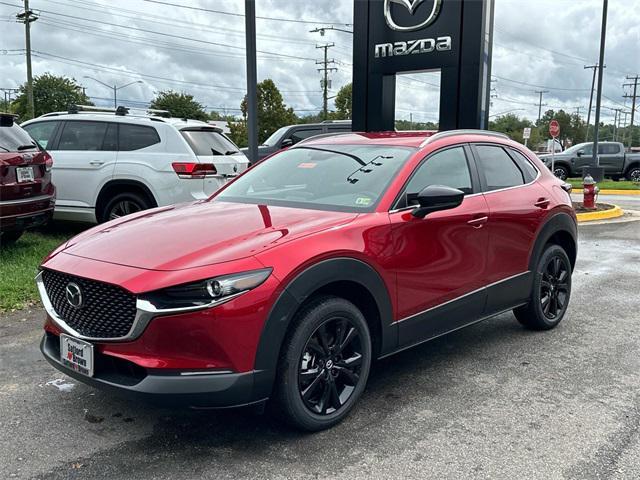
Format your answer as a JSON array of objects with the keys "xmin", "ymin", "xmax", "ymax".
[
  {"xmin": 244, "ymin": 0, "xmax": 258, "ymax": 165},
  {"xmin": 83, "ymin": 76, "xmax": 142, "ymax": 108}
]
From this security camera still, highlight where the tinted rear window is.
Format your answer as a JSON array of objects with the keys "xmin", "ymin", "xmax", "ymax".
[
  {"xmin": 119, "ymin": 124, "xmax": 160, "ymax": 151},
  {"xmin": 0, "ymin": 122, "xmax": 37, "ymax": 152},
  {"xmin": 181, "ymin": 129, "xmax": 239, "ymax": 156}
]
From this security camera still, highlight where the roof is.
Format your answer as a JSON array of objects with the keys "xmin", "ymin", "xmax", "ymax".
[{"xmin": 299, "ymin": 131, "xmax": 437, "ymax": 148}]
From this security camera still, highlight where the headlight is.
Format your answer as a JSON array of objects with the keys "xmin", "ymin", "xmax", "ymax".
[{"xmin": 139, "ymin": 268, "xmax": 272, "ymax": 312}]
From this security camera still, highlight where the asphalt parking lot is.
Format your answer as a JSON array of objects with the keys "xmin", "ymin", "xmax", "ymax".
[{"xmin": 1, "ymin": 212, "xmax": 639, "ymax": 479}]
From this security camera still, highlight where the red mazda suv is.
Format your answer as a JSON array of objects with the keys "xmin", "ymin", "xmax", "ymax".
[
  {"xmin": 1, "ymin": 113, "xmax": 55, "ymax": 245},
  {"xmin": 38, "ymin": 130, "xmax": 577, "ymax": 431}
]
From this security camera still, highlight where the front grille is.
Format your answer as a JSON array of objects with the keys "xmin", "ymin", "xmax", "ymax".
[{"xmin": 42, "ymin": 269, "xmax": 137, "ymax": 339}]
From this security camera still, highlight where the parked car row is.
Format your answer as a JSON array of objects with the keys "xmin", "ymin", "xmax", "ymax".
[
  {"xmin": 538, "ymin": 141, "xmax": 640, "ymax": 181},
  {"xmin": 0, "ymin": 113, "xmax": 56, "ymax": 245}
]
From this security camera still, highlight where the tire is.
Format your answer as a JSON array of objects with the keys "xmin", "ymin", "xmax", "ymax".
[
  {"xmin": 514, "ymin": 244, "xmax": 572, "ymax": 330},
  {"xmin": 611, "ymin": 175, "xmax": 621, "ymax": 182},
  {"xmin": 274, "ymin": 296, "xmax": 372, "ymax": 431},
  {"xmin": 0, "ymin": 230, "xmax": 24, "ymax": 246},
  {"xmin": 101, "ymin": 192, "xmax": 151, "ymax": 223},
  {"xmin": 552, "ymin": 165, "xmax": 569, "ymax": 181},
  {"xmin": 626, "ymin": 166, "xmax": 640, "ymax": 183}
]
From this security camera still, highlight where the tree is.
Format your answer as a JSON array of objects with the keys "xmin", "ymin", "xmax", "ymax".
[
  {"xmin": 12, "ymin": 73, "xmax": 92, "ymax": 120},
  {"xmin": 334, "ymin": 83, "xmax": 352, "ymax": 119},
  {"xmin": 150, "ymin": 90, "xmax": 207, "ymax": 120},
  {"xmin": 489, "ymin": 113, "xmax": 539, "ymax": 145},
  {"xmin": 240, "ymin": 79, "xmax": 297, "ymax": 144}
]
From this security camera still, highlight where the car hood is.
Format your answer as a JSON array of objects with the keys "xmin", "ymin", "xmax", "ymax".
[{"xmin": 60, "ymin": 200, "xmax": 358, "ymax": 271}]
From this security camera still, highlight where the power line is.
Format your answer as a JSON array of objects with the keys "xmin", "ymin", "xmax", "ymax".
[
  {"xmin": 140, "ymin": 0, "xmax": 352, "ymax": 26},
  {"xmin": 0, "ymin": 1, "xmax": 317, "ymax": 61}
]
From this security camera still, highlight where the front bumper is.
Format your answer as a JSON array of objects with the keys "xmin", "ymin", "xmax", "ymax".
[{"xmin": 40, "ymin": 332, "xmax": 262, "ymax": 408}]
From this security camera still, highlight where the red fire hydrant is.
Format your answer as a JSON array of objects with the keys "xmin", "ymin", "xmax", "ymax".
[{"xmin": 583, "ymin": 174, "xmax": 599, "ymax": 210}]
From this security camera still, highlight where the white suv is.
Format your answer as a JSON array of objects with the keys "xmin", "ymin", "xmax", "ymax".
[{"xmin": 21, "ymin": 106, "xmax": 249, "ymax": 223}]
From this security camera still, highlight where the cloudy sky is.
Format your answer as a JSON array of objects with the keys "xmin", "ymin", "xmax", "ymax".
[{"xmin": 0, "ymin": 0, "xmax": 638, "ymax": 125}]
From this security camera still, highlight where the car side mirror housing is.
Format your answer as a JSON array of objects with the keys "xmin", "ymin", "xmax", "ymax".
[
  {"xmin": 576, "ymin": 150, "xmax": 583, "ymax": 157},
  {"xmin": 411, "ymin": 185, "xmax": 465, "ymax": 219},
  {"xmin": 281, "ymin": 138, "xmax": 293, "ymax": 148}
]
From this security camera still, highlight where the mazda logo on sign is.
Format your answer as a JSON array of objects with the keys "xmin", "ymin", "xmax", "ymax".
[
  {"xmin": 65, "ymin": 282, "xmax": 83, "ymax": 309},
  {"xmin": 384, "ymin": 0, "xmax": 442, "ymax": 32}
]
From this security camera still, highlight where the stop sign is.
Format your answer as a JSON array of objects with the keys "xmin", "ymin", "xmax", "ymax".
[{"xmin": 549, "ymin": 120, "xmax": 560, "ymax": 138}]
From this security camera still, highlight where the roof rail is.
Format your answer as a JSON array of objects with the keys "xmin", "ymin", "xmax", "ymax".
[
  {"xmin": 64, "ymin": 104, "xmax": 171, "ymax": 118},
  {"xmin": 420, "ymin": 129, "xmax": 510, "ymax": 146},
  {"xmin": 320, "ymin": 119, "xmax": 351, "ymax": 124}
]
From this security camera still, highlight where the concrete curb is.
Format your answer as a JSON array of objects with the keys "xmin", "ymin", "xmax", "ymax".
[
  {"xmin": 597, "ymin": 189, "xmax": 640, "ymax": 196},
  {"xmin": 576, "ymin": 205, "xmax": 624, "ymax": 223}
]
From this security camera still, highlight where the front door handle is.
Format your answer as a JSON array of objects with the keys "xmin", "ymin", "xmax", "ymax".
[
  {"xmin": 534, "ymin": 198, "xmax": 550, "ymax": 209},
  {"xmin": 89, "ymin": 161, "xmax": 105, "ymax": 166},
  {"xmin": 467, "ymin": 216, "xmax": 488, "ymax": 229}
]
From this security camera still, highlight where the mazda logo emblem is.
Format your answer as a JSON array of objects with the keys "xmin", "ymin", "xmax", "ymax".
[
  {"xmin": 65, "ymin": 282, "xmax": 83, "ymax": 309},
  {"xmin": 384, "ymin": 0, "xmax": 442, "ymax": 32}
]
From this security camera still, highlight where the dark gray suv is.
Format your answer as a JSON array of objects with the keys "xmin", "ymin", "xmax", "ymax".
[{"xmin": 242, "ymin": 120, "xmax": 351, "ymax": 163}]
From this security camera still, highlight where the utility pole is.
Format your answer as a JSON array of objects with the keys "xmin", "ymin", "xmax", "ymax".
[
  {"xmin": 584, "ymin": 64, "xmax": 600, "ymax": 141},
  {"xmin": 244, "ymin": 0, "xmax": 258, "ymax": 165},
  {"xmin": 592, "ymin": 0, "xmax": 608, "ymax": 171},
  {"xmin": 1, "ymin": 88, "xmax": 20, "ymax": 112},
  {"xmin": 16, "ymin": 0, "xmax": 38, "ymax": 119},
  {"xmin": 535, "ymin": 90, "xmax": 548, "ymax": 124},
  {"xmin": 623, "ymin": 75, "xmax": 639, "ymax": 147},
  {"xmin": 316, "ymin": 43, "xmax": 336, "ymax": 120},
  {"xmin": 612, "ymin": 108, "xmax": 623, "ymax": 141}
]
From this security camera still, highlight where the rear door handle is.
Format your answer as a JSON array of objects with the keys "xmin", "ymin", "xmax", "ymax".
[
  {"xmin": 467, "ymin": 216, "xmax": 488, "ymax": 228},
  {"xmin": 534, "ymin": 198, "xmax": 550, "ymax": 209}
]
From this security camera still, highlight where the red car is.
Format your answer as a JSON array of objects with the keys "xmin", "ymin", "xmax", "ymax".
[
  {"xmin": 0, "ymin": 113, "xmax": 55, "ymax": 245},
  {"xmin": 38, "ymin": 130, "xmax": 576, "ymax": 431}
]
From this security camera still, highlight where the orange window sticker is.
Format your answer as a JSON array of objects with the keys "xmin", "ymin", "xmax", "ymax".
[{"xmin": 298, "ymin": 162, "xmax": 317, "ymax": 169}]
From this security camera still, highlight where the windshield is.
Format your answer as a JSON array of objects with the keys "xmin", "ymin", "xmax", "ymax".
[
  {"xmin": 216, "ymin": 144, "xmax": 414, "ymax": 212},
  {"xmin": 181, "ymin": 128, "xmax": 240, "ymax": 156},
  {"xmin": 262, "ymin": 126, "xmax": 289, "ymax": 147}
]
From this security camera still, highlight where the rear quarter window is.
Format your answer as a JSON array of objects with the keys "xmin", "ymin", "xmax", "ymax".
[
  {"xmin": 475, "ymin": 144, "xmax": 525, "ymax": 191},
  {"xmin": 118, "ymin": 124, "xmax": 161, "ymax": 151},
  {"xmin": 180, "ymin": 129, "xmax": 239, "ymax": 156}
]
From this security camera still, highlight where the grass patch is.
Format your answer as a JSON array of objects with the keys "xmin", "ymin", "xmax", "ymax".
[
  {"xmin": 0, "ymin": 223, "xmax": 86, "ymax": 312},
  {"xmin": 567, "ymin": 178, "xmax": 640, "ymax": 190}
]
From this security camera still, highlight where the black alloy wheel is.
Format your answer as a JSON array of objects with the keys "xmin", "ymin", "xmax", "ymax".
[
  {"xmin": 298, "ymin": 317, "xmax": 363, "ymax": 415},
  {"xmin": 513, "ymin": 244, "xmax": 572, "ymax": 330},
  {"xmin": 539, "ymin": 255, "xmax": 570, "ymax": 320},
  {"xmin": 275, "ymin": 296, "xmax": 372, "ymax": 431}
]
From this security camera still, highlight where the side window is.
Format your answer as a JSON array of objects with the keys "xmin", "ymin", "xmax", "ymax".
[
  {"xmin": 118, "ymin": 124, "xmax": 160, "ymax": 151},
  {"xmin": 581, "ymin": 144, "xmax": 593, "ymax": 155},
  {"xmin": 102, "ymin": 123, "xmax": 118, "ymax": 151},
  {"xmin": 289, "ymin": 129, "xmax": 323, "ymax": 144},
  {"xmin": 23, "ymin": 121, "xmax": 59, "ymax": 149},
  {"xmin": 509, "ymin": 149, "xmax": 538, "ymax": 183},
  {"xmin": 475, "ymin": 145, "xmax": 525, "ymax": 191},
  {"xmin": 599, "ymin": 144, "xmax": 618, "ymax": 154},
  {"xmin": 402, "ymin": 146, "xmax": 473, "ymax": 206},
  {"xmin": 58, "ymin": 121, "xmax": 108, "ymax": 151}
]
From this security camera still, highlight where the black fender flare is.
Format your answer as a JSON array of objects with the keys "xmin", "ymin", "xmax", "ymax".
[
  {"xmin": 251, "ymin": 257, "xmax": 395, "ymax": 400},
  {"xmin": 528, "ymin": 211, "xmax": 578, "ymax": 271}
]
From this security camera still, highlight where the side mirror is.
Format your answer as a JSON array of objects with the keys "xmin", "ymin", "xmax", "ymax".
[
  {"xmin": 280, "ymin": 138, "xmax": 293, "ymax": 148},
  {"xmin": 576, "ymin": 150, "xmax": 584, "ymax": 157},
  {"xmin": 411, "ymin": 185, "xmax": 465, "ymax": 219}
]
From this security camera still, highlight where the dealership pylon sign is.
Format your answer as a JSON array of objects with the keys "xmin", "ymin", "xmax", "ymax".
[{"xmin": 353, "ymin": 0, "xmax": 495, "ymax": 132}]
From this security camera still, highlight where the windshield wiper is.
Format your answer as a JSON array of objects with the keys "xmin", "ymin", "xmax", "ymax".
[
  {"xmin": 17, "ymin": 143, "xmax": 37, "ymax": 151},
  {"xmin": 225, "ymin": 150, "xmax": 239, "ymax": 155},
  {"xmin": 295, "ymin": 146, "xmax": 366, "ymax": 166},
  {"xmin": 347, "ymin": 155, "xmax": 393, "ymax": 184}
]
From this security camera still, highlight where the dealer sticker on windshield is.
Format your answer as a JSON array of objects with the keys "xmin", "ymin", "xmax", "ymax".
[
  {"xmin": 356, "ymin": 197, "xmax": 372, "ymax": 206},
  {"xmin": 60, "ymin": 334, "xmax": 94, "ymax": 377},
  {"xmin": 297, "ymin": 162, "xmax": 317, "ymax": 169}
]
